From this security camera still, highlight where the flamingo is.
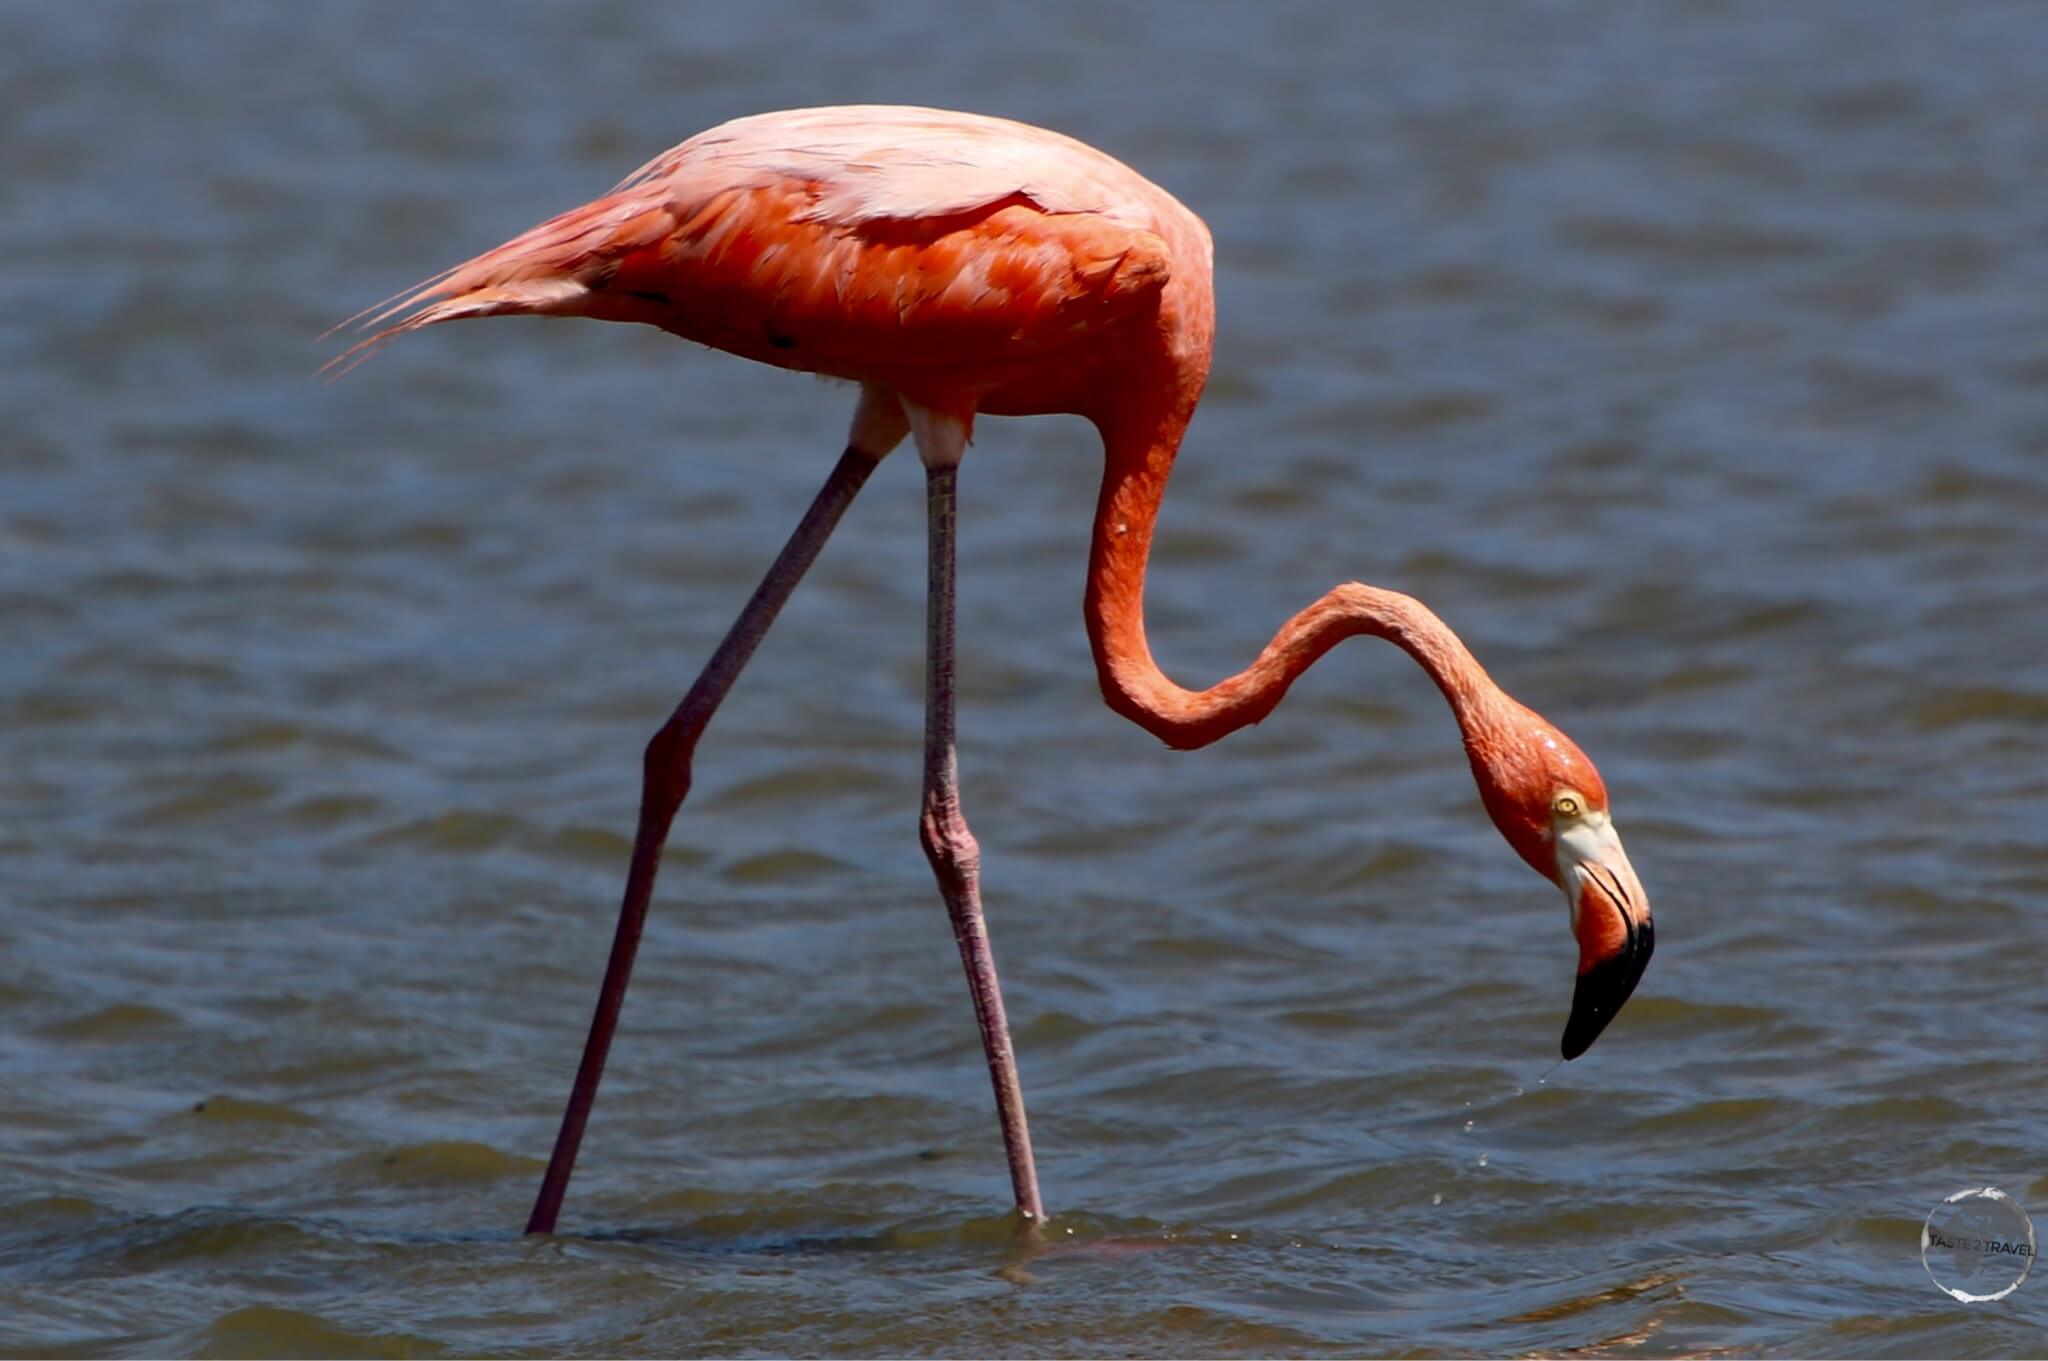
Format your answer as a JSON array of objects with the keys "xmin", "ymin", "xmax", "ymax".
[{"xmin": 335, "ymin": 105, "xmax": 1654, "ymax": 1235}]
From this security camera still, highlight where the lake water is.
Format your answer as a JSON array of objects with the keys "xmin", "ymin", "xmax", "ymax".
[{"xmin": 4, "ymin": 2, "xmax": 2047, "ymax": 1355}]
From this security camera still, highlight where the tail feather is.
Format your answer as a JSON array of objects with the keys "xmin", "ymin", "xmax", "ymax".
[
  {"xmin": 324, "ymin": 184, "xmax": 673, "ymax": 378},
  {"xmin": 321, "ymin": 278, "xmax": 592, "ymax": 379}
]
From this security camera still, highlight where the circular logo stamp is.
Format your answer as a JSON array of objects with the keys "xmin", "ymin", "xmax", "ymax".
[{"xmin": 1922, "ymin": 1187, "xmax": 2035, "ymax": 1303}]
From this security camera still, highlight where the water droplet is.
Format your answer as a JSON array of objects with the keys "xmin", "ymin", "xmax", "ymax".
[{"xmin": 1462, "ymin": 1119, "xmax": 1474, "ymax": 1133}]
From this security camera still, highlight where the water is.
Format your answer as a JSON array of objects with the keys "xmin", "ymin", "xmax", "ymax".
[{"xmin": 4, "ymin": 2, "xmax": 2047, "ymax": 1354}]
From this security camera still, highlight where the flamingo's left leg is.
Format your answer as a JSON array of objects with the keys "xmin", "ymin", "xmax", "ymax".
[{"xmin": 525, "ymin": 387, "xmax": 906, "ymax": 1235}]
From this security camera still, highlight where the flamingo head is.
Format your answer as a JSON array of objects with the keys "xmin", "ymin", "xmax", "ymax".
[{"xmin": 1466, "ymin": 705, "xmax": 1654, "ymax": 1060}]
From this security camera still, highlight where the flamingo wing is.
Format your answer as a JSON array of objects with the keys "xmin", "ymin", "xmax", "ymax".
[{"xmin": 334, "ymin": 106, "xmax": 1179, "ymax": 383}]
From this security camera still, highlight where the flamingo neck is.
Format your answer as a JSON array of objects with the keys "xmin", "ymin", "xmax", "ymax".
[{"xmin": 1084, "ymin": 400, "xmax": 1508, "ymax": 752}]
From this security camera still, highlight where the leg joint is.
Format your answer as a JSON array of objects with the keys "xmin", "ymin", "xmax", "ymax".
[
  {"xmin": 641, "ymin": 719, "xmax": 698, "ymax": 815},
  {"xmin": 918, "ymin": 797, "xmax": 980, "ymax": 879}
]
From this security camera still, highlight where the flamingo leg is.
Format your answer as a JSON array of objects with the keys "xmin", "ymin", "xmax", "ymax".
[
  {"xmin": 525, "ymin": 441, "xmax": 882, "ymax": 1235},
  {"xmin": 919, "ymin": 460, "xmax": 1046, "ymax": 1223}
]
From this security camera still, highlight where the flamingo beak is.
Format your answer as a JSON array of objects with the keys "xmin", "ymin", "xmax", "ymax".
[{"xmin": 1557, "ymin": 817, "xmax": 1653, "ymax": 1060}]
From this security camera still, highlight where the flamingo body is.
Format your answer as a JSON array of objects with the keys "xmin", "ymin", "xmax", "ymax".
[{"xmin": 349, "ymin": 106, "xmax": 1210, "ymax": 421}]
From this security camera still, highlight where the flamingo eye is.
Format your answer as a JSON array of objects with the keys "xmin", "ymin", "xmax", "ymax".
[{"xmin": 1552, "ymin": 793, "xmax": 1583, "ymax": 820}]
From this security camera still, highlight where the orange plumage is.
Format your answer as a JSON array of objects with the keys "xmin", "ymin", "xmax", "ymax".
[{"xmin": 334, "ymin": 106, "xmax": 1189, "ymax": 416}]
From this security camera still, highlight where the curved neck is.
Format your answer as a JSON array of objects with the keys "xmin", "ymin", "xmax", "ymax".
[{"xmin": 1084, "ymin": 400, "xmax": 1502, "ymax": 751}]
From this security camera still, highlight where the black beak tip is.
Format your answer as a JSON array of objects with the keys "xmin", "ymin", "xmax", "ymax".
[
  {"xmin": 1560, "ymin": 916, "xmax": 1654, "ymax": 1061},
  {"xmin": 1559, "ymin": 1009, "xmax": 1605, "ymax": 1061}
]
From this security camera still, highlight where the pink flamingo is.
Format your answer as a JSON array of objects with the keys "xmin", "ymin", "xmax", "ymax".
[{"xmin": 337, "ymin": 105, "xmax": 1654, "ymax": 1235}]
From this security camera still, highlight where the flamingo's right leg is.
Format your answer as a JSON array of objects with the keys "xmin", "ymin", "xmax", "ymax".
[
  {"xmin": 525, "ymin": 387, "xmax": 906, "ymax": 1235},
  {"xmin": 907, "ymin": 403, "xmax": 1047, "ymax": 1225}
]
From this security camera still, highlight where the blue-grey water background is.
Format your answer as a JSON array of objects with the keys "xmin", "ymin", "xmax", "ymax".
[{"xmin": 4, "ymin": 2, "xmax": 2047, "ymax": 1355}]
